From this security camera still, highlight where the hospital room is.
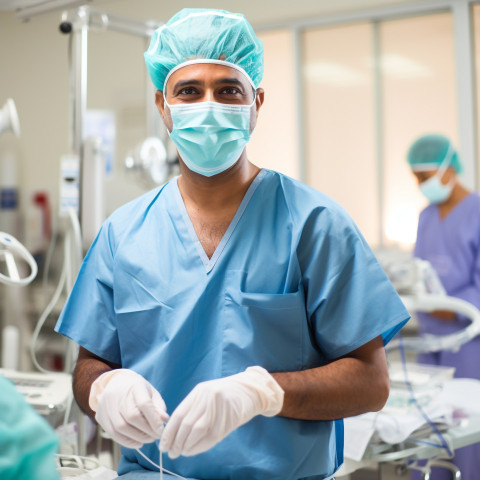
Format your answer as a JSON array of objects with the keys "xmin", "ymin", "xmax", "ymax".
[{"xmin": 1, "ymin": 0, "xmax": 480, "ymax": 479}]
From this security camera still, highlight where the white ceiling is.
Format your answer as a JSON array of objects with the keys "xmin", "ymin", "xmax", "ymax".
[{"xmin": 0, "ymin": 0, "xmax": 443, "ymax": 27}]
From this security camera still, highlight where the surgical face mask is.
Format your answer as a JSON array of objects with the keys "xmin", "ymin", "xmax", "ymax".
[
  {"xmin": 419, "ymin": 145, "xmax": 455, "ymax": 204},
  {"xmin": 164, "ymin": 97, "xmax": 255, "ymax": 177}
]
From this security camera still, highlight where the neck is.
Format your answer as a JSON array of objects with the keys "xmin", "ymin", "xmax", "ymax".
[
  {"xmin": 438, "ymin": 181, "xmax": 470, "ymax": 214},
  {"xmin": 177, "ymin": 152, "xmax": 261, "ymax": 210}
]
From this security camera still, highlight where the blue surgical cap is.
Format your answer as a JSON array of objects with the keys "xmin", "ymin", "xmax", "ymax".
[
  {"xmin": 407, "ymin": 134, "xmax": 462, "ymax": 173},
  {"xmin": 144, "ymin": 8, "xmax": 264, "ymax": 92}
]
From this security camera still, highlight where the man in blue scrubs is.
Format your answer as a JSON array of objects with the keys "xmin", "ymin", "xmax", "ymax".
[{"xmin": 55, "ymin": 8, "xmax": 410, "ymax": 480}]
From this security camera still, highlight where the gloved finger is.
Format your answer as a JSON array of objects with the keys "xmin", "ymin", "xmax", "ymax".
[
  {"xmin": 126, "ymin": 387, "xmax": 168, "ymax": 439},
  {"xmin": 99, "ymin": 409, "xmax": 157, "ymax": 446},
  {"xmin": 161, "ymin": 397, "xmax": 205, "ymax": 457},
  {"xmin": 119, "ymin": 409, "xmax": 163, "ymax": 444},
  {"xmin": 109, "ymin": 430, "xmax": 144, "ymax": 449},
  {"xmin": 180, "ymin": 414, "xmax": 216, "ymax": 456},
  {"xmin": 150, "ymin": 388, "xmax": 170, "ymax": 424},
  {"xmin": 182, "ymin": 437, "xmax": 216, "ymax": 457},
  {"xmin": 135, "ymin": 388, "xmax": 169, "ymax": 435},
  {"xmin": 166, "ymin": 411, "xmax": 204, "ymax": 459},
  {"xmin": 98, "ymin": 415, "xmax": 144, "ymax": 448}
]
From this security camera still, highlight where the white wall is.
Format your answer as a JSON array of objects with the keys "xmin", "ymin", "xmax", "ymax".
[{"xmin": 0, "ymin": 11, "xmax": 70, "ymax": 226}]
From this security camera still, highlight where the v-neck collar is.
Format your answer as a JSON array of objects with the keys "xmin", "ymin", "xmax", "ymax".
[
  {"xmin": 436, "ymin": 192, "xmax": 474, "ymax": 222},
  {"xmin": 173, "ymin": 169, "xmax": 267, "ymax": 274}
]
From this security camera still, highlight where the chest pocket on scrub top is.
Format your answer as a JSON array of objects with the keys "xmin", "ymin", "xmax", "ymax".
[
  {"xmin": 113, "ymin": 265, "xmax": 174, "ymax": 366},
  {"xmin": 222, "ymin": 281, "xmax": 306, "ymax": 376}
]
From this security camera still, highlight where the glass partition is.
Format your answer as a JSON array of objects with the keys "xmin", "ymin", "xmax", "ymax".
[
  {"xmin": 303, "ymin": 23, "xmax": 378, "ymax": 245},
  {"xmin": 380, "ymin": 12, "xmax": 457, "ymax": 248},
  {"xmin": 249, "ymin": 30, "xmax": 299, "ymax": 179}
]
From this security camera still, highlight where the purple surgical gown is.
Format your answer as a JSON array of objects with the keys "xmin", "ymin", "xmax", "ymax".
[{"xmin": 412, "ymin": 192, "xmax": 480, "ymax": 480}]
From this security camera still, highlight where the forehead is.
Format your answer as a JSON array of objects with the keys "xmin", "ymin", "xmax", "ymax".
[
  {"xmin": 413, "ymin": 170, "xmax": 436, "ymax": 179},
  {"xmin": 166, "ymin": 63, "xmax": 251, "ymax": 90}
]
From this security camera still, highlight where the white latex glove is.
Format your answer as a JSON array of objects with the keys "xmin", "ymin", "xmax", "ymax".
[
  {"xmin": 89, "ymin": 369, "xmax": 169, "ymax": 448},
  {"xmin": 161, "ymin": 366, "xmax": 284, "ymax": 458}
]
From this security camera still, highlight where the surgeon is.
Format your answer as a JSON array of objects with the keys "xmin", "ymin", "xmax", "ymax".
[
  {"xmin": 0, "ymin": 375, "xmax": 60, "ymax": 480},
  {"xmin": 55, "ymin": 8, "xmax": 410, "ymax": 480},
  {"xmin": 407, "ymin": 134, "xmax": 480, "ymax": 480}
]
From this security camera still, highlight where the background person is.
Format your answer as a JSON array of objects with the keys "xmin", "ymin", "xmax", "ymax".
[{"xmin": 407, "ymin": 133, "xmax": 480, "ymax": 480}]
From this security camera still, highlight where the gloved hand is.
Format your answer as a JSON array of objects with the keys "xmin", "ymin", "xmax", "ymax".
[
  {"xmin": 89, "ymin": 369, "xmax": 169, "ymax": 448},
  {"xmin": 160, "ymin": 366, "xmax": 284, "ymax": 458}
]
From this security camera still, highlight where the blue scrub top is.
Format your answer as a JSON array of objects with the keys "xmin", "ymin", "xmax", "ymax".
[{"xmin": 56, "ymin": 169, "xmax": 409, "ymax": 480}]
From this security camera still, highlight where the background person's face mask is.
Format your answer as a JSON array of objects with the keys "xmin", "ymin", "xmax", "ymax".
[
  {"xmin": 419, "ymin": 145, "xmax": 455, "ymax": 204},
  {"xmin": 165, "ymin": 97, "xmax": 255, "ymax": 177}
]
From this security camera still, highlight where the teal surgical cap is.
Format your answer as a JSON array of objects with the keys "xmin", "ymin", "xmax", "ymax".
[
  {"xmin": 144, "ymin": 8, "xmax": 264, "ymax": 92},
  {"xmin": 0, "ymin": 376, "xmax": 59, "ymax": 480},
  {"xmin": 407, "ymin": 134, "xmax": 462, "ymax": 173}
]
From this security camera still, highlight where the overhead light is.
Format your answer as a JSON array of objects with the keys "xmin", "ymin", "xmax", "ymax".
[
  {"xmin": 15, "ymin": 0, "xmax": 92, "ymax": 20},
  {"xmin": 379, "ymin": 54, "xmax": 431, "ymax": 79},
  {"xmin": 304, "ymin": 61, "xmax": 368, "ymax": 87}
]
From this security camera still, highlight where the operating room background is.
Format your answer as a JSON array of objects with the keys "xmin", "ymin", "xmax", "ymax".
[{"xmin": 0, "ymin": 0, "xmax": 479, "ymax": 252}]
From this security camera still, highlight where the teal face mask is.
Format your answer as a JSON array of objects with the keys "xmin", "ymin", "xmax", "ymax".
[
  {"xmin": 419, "ymin": 144, "xmax": 455, "ymax": 204},
  {"xmin": 420, "ymin": 173, "xmax": 454, "ymax": 204},
  {"xmin": 165, "ymin": 98, "xmax": 255, "ymax": 177}
]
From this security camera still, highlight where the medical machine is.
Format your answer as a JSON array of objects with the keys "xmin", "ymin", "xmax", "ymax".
[
  {"xmin": 125, "ymin": 136, "xmax": 178, "ymax": 188},
  {"xmin": 0, "ymin": 232, "xmax": 71, "ymax": 420},
  {"xmin": 0, "ymin": 231, "xmax": 38, "ymax": 287},
  {"xmin": 0, "ymin": 98, "xmax": 20, "ymax": 138},
  {"xmin": 338, "ymin": 251, "xmax": 480, "ymax": 479},
  {"xmin": 378, "ymin": 252, "xmax": 480, "ymax": 353},
  {"xmin": 0, "ymin": 368, "xmax": 71, "ymax": 420},
  {"xmin": 0, "ymin": 232, "xmax": 72, "ymax": 427}
]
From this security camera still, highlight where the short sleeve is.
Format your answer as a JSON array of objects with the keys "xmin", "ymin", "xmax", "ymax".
[
  {"xmin": 298, "ymin": 207, "xmax": 410, "ymax": 360},
  {"xmin": 55, "ymin": 221, "xmax": 121, "ymax": 364}
]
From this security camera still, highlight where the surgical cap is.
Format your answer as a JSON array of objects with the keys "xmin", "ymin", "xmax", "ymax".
[
  {"xmin": 407, "ymin": 134, "xmax": 462, "ymax": 173},
  {"xmin": 144, "ymin": 8, "xmax": 264, "ymax": 92},
  {"xmin": 0, "ymin": 376, "xmax": 59, "ymax": 480}
]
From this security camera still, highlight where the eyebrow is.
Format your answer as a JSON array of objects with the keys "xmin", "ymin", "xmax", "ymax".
[
  {"xmin": 172, "ymin": 79, "xmax": 203, "ymax": 92},
  {"xmin": 172, "ymin": 77, "xmax": 247, "ymax": 92},
  {"xmin": 215, "ymin": 78, "xmax": 245, "ymax": 88}
]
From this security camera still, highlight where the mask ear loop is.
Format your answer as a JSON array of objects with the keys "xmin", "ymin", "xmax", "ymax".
[
  {"xmin": 436, "ymin": 142, "xmax": 454, "ymax": 178},
  {"xmin": 435, "ymin": 142, "xmax": 456, "ymax": 190}
]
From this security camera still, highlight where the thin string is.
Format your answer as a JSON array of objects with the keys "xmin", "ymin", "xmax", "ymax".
[
  {"xmin": 160, "ymin": 440, "xmax": 162, "ymax": 480},
  {"xmin": 398, "ymin": 334, "xmax": 453, "ymax": 457},
  {"xmin": 135, "ymin": 437, "xmax": 186, "ymax": 480}
]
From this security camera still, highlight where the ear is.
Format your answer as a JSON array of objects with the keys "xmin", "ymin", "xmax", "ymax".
[
  {"xmin": 255, "ymin": 88, "xmax": 265, "ymax": 119},
  {"xmin": 155, "ymin": 90, "xmax": 166, "ymax": 118},
  {"xmin": 444, "ymin": 167, "xmax": 457, "ymax": 183}
]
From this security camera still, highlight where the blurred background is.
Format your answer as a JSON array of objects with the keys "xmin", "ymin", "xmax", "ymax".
[{"xmin": 1, "ymin": 0, "xmax": 478, "ymax": 251}]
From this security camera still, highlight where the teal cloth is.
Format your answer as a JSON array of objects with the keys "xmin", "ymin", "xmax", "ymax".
[{"xmin": 0, "ymin": 375, "xmax": 60, "ymax": 480}]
